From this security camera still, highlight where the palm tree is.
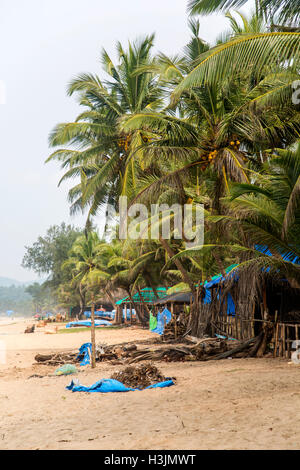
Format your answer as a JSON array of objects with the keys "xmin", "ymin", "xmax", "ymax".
[
  {"xmin": 188, "ymin": 0, "xmax": 300, "ymax": 25},
  {"xmin": 63, "ymin": 232, "xmax": 104, "ymax": 367},
  {"xmin": 223, "ymin": 141, "xmax": 300, "ymax": 286},
  {"xmin": 177, "ymin": 141, "xmax": 300, "ymax": 287},
  {"xmin": 121, "ymin": 70, "xmax": 299, "ymax": 213},
  {"xmin": 172, "ymin": 31, "xmax": 300, "ymax": 101},
  {"xmin": 47, "ymin": 35, "xmax": 162, "ymax": 221}
]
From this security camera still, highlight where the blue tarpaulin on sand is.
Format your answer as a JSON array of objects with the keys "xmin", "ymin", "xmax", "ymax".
[
  {"xmin": 66, "ymin": 319, "xmax": 112, "ymax": 329},
  {"xmin": 66, "ymin": 378, "xmax": 175, "ymax": 393},
  {"xmin": 151, "ymin": 308, "xmax": 172, "ymax": 335}
]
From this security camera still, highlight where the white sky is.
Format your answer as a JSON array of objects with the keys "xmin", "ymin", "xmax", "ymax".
[{"xmin": 0, "ymin": 0, "xmax": 253, "ymax": 282}]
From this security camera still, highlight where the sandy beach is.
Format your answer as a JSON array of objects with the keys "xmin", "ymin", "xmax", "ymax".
[{"xmin": 0, "ymin": 319, "xmax": 299, "ymax": 450}]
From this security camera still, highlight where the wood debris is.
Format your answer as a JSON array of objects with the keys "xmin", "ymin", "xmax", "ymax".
[
  {"xmin": 161, "ymin": 318, "xmax": 186, "ymax": 342},
  {"xmin": 34, "ymin": 333, "xmax": 271, "ymax": 366},
  {"xmin": 110, "ymin": 363, "xmax": 171, "ymax": 389}
]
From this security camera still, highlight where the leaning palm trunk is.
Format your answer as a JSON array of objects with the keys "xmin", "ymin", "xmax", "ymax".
[{"xmin": 159, "ymin": 236, "xmax": 201, "ymax": 335}]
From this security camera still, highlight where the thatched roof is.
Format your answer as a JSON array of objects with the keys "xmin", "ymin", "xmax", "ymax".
[{"xmin": 153, "ymin": 291, "xmax": 194, "ymax": 305}]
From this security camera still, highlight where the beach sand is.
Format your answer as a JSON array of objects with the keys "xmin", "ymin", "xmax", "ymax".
[{"xmin": 0, "ymin": 319, "xmax": 299, "ymax": 450}]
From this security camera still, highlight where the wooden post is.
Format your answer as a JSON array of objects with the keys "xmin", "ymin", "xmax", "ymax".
[
  {"xmin": 282, "ymin": 324, "xmax": 286, "ymax": 358},
  {"xmin": 287, "ymin": 325, "xmax": 291, "ymax": 358},
  {"xmin": 130, "ymin": 303, "xmax": 133, "ymax": 325},
  {"xmin": 274, "ymin": 311, "xmax": 279, "ymax": 358},
  {"xmin": 90, "ymin": 297, "xmax": 96, "ymax": 369},
  {"xmin": 279, "ymin": 324, "xmax": 283, "ymax": 357},
  {"xmin": 124, "ymin": 303, "xmax": 127, "ymax": 324},
  {"xmin": 171, "ymin": 303, "xmax": 177, "ymax": 339}
]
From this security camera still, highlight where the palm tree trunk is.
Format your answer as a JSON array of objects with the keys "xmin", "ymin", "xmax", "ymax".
[
  {"xmin": 128, "ymin": 291, "xmax": 145, "ymax": 325},
  {"xmin": 105, "ymin": 290, "xmax": 122, "ymax": 324},
  {"xmin": 137, "ymin": 286, "xmax": 151, "ymax": 323},
  {"xmin": 79, "ymin": 284, "xmax": 85, "ymax": 319}
]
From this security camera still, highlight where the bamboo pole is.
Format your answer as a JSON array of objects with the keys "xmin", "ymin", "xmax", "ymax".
[
  {"xmin": 171, "ymin": 303, "xmax": 177, "ymax": 339},
  {"xmin": 274, "ymin": 311, "xmax": 278, "ymax": 358},
  {"xmin": 90, "ymin": 297, "xmax": 96, "ymax": 369},
  {"xmin": 282, "ymin": 324, "xmax": 286, "ymax": 357},
  {"xmin": 287, "ymin": 326, "xmax": 291, "ymax": 358}
]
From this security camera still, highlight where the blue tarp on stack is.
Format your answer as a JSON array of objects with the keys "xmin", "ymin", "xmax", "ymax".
[
  {"xmin": 66, "ymin": 378, "xmax": 175, "ymax": 393},
  {"xmin": 84, "ymin": 311, "xmax": 114, "ymax": 319},
  {"xmin": 112, "ymin": 309, "xmax": 136, "ymax": 320},
  {"xmin": 84, "ymin": 309, "xmax": 136, "ymax": 320},
  {"xmin": 66, "ymin": 319, "xmax": 112, "ymax": 329}
]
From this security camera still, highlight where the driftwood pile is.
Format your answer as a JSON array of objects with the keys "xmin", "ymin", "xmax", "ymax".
[
  {"xmin": 161, "ymin": 318, "xmax": 186, "ymax": 342},
  {"xmin": 110, "ymin": 363, "xmax": 169, "ymax": 389},
  {"xmin": 34, "ymin": 332, "xmax": 273, "ymax": 367},
  {"xmin": 35, "ymin": 351, "xmax": 78, "ymax": 365}
]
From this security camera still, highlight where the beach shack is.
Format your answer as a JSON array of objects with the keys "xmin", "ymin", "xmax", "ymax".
[{"xmin": 194, "ymin": 261, "xmax": 300, "ymax": 358}]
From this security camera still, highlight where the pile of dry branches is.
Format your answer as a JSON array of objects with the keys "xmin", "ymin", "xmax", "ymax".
[
  {"xmin": 35, "ymin": 352, "xmax": 78, "ymax": 365},
  {"xmin": 110, "ymin": 363, "xmax": 169, "ymax": 389}
]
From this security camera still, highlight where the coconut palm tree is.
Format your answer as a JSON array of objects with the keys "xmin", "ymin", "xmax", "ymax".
[
  {"xmin": 172, "ymin": 31, "xmax": 300, "ymax": 101},
  {"xmin": 176, "ymin": 141, "xmax": 300, "ymax": 287},
  {"xmin": 188, "ymin": 0, "xmax": 300, "ymax": 25},
  {"xmin": 63, "ymin": 232, "xmax": 106, "ymax": 367},
  {"xmin": 223, "ymin": 141, "xmax": 300, "ymax": 285},
  {"xmin": 47, "ymin": 35, "xmax": 163, "ymax": 221}
]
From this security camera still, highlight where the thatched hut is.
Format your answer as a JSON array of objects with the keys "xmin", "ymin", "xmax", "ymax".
[{"xmin": 193, "ymin": 262, "xmax": 300, "ymax": 358}]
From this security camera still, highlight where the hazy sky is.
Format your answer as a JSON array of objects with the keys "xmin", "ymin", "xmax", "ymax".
[{"xmin": 0, "ymin": 0, "xmax": 253, "ymax": 282}]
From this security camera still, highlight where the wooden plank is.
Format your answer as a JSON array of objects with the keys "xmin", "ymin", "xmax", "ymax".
[
  {"xmin": 287, "ymin": 326, "xmax": 291, "ymax": 358},
  {"xmin": 282, "ymin": 324, "xmax": 286, "ymax": 358},
  {"xmin": 274, "ymin": 322, "xmax": 279, "ymax": 358}
]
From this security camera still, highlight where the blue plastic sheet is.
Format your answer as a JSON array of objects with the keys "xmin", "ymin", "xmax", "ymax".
[
  {"xmin": 66, "ymin": 319, "xmax": 112, "ymax": 328},
  {"xmin": 227, "ymin": 293, "xmax": 235, "ymax": 316},
  {"xmin": 76, "ymin": 342, "xmax": 92, "ymax": 366},
  {"xmin": 112, "ymin": 309, "xmax": 136, "ymax": 320},
  {"xmin": 66, "ymin": 378, "xmax": 175, "ymax": 393},
  {"xmin": 84, "ymin": 311, "xmax": 114, "ymax": 319},
  {"xmin": 202, "ymin": 288, "xmax": 211, "ymax": 304},
  {"xmin": 151, "ymin": 308, "xmax": 172, "ymax": 335},
  {"xmin": 84, "ymin": 309, "xmax": 135, "ymax": 320}
]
